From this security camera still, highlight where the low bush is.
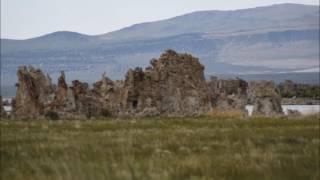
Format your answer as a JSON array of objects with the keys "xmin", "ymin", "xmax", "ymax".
[
  {"xmin": 100, "ymin": 109, "xmax": 111, "ymax": 117},
  {"xmin": 44, "ymin": 110, "xmax": 59, "ymax": 120}
]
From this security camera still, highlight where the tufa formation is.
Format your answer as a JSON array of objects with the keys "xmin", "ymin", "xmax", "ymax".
[
  {"xmin": 13, "ymin": 66, "xmax": 54, "ymax": 118},
  {"xmin": 10, "ymin": 50, "xmax": 283, "ymax": 119},
  {"xmin": 248, "ymin": 81, "xmax": 283, "ymax": 117},
  {"xmin": 207, "ymin": 76, "xmax": 248, "ymax": 114}
]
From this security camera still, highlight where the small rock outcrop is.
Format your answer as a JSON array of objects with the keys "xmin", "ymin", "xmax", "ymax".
[
  {"xmin": 207, "ymin": 76, "xmax": 248, "ymax": 113},
  {"xmin": 248, "ymin": 81, "xmax": 283, "ymax": 117},
  {"xmin": 87, "ymin": 50, "xmax": 211, "ymax": 117},
  {"xmin": 92, "ymin": 73, "xmax": 123, "ymax": 116},
  {"xmin": 1, "ymin": 96, "xmax": 7, "ymax": 118},
  {"xmin": 51, "ymin": 71, "xmax": 76, "ymax": 114},
  {"xmin": 55, "ymin": 71, "xmax": 68, "ymax": 106},
  {"xmin": 70, "ymin": 80, "xmax": 100, "ymax": 118},
  {"xmin": 119, "ymin": 50, "xmax": 211, "ymax": 116},
  {"xmin": 13, "ymin": 66, "xmax": 54, "ymax": 118}
]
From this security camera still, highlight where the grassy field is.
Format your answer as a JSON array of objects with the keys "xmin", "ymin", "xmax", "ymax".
[{"xmin": 1, "ymin": 115, "xmax": 319, "ymax": 180}]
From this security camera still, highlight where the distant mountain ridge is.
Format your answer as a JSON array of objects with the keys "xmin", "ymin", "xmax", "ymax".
[
  {"xmin": 1, "ymin": 3, "xmax": 319, "ymax": 92},
  {"xmin": 98, "ymin": 3, "xmax": 319, "ymax": 41}
]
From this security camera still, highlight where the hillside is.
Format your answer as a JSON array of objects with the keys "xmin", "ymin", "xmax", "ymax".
[
  {"xmin": 1, "ymin": 3, "xmax": 319, "ymax": 90},
  {"xmin": 99, "ymin": 3, "xmax": 319, "ymax": 41}
]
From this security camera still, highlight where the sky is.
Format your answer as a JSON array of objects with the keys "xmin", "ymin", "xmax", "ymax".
[{"xmin": 1, "ymin": 0, "xmax": 319, "ymax": 39}]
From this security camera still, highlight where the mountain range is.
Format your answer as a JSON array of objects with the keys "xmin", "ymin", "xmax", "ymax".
[{"xmin": 1, "ymin": 3, "xmax": 319, "ymax": 94}]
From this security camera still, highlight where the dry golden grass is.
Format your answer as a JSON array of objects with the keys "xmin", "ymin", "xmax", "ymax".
[{"xmin": 206, "ymin": 108, "xmax": 246, "ymax": 118}]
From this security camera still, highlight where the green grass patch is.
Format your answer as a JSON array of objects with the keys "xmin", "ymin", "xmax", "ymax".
[{"xmin": 1, "ymin": 115, "xmax": 319, "ymax": 180}]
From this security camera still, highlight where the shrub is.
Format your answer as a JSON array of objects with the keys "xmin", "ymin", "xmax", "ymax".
[
  {"xmin": 45, "ymin": 111, "xmax": 59, "ymax": 120},
  {"xmin": 100, "ymin": 109, "xmax": 111, "ymax": 117}
]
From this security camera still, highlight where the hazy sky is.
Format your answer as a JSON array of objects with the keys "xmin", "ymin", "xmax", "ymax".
[{"xmin": 1, "ymin": 0, "xmax": 319, "ymax": 39}]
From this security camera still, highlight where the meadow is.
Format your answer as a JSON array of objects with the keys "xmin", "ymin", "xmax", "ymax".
[{"xmin": 1, "ymin": 115, "xmax": 319, "ymax": 180}]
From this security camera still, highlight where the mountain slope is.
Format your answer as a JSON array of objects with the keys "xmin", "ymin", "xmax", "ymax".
[
  {"xmin": 99, "ymin": 3, "xmax": 319, "ymax": 41},
  {"xmin": 1, "ymin": 3, "xmax": 319, "ymax": 91}
]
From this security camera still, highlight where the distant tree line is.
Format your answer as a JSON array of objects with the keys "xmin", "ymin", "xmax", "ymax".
[{"xmin": 278, "ymin": 80, "xmax": 320, "ymax": 99}]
